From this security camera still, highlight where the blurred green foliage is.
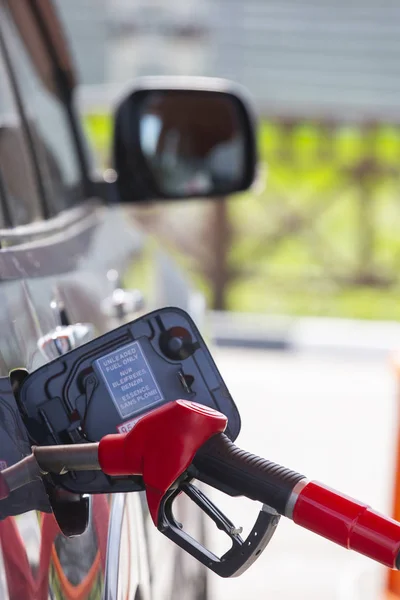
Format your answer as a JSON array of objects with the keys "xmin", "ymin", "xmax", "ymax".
[
  {"xmin": 83, "ymin": 113, "xmax": 113, "ymax": 166},
  {"xmin": 83, "ymin": 113, "xmax": 400, "ymax": 320},
  {"xmin": 229, "ymin": 121, "xmax": 400, "ymax": 319}
]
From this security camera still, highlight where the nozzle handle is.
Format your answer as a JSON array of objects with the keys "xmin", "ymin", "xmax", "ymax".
[{"xmin": 193, "ymin": 433, "xmax": 305, "ymax": 514}]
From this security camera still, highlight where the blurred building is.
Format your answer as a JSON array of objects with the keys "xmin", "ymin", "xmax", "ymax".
[
  {"xmin": 54, "ymin": 0, "xmax": 108, "ymax": 85},
  {"xmin": 56, "ymin": 0, "xmax": 400, "ymax": 121},
  {"xmin": 106, "ymin": 0, "xmax": 211, "ymax": 80}
]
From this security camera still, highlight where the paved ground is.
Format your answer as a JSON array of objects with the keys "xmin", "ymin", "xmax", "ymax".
[{"xmin": 207, "ymin": 347, "xmax": 399, "ymax": 600}]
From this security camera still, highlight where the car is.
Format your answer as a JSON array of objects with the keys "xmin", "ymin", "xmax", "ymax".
[{"xmin": 0, "ymin": 1, "xmax": 256, "ymax": 599}]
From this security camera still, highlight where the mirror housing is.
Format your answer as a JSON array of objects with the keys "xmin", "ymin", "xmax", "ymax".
[{"xmin": 112, "ymin": 77, "xmax": 257, "ymax": 203}]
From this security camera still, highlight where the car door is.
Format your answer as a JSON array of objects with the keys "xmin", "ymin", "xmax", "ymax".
[
  {"xmin": 0, "ymin": 2, "xmax": 153, "ymax": 599},
  {"xmin": 0, "ymin": 2, "xmax": 212, "ymax": 599}
]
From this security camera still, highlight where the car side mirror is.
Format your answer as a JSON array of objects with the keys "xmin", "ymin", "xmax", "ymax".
[{"xmin": 112, "ymin": 77, "xmax": 257, "ymax": 203}]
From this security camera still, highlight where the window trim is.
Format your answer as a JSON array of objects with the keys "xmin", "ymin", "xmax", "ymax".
[{"xmin": 0, "ymin": 199, "xmax": 101, "ymax": 244}]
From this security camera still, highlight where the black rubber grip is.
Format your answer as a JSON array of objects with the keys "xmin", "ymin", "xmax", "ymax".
[{"xmin": 193, "ymin": 433, "xmax": 306, "ymax": 515}]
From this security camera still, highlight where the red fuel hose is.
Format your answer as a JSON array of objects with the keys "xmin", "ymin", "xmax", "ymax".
[
  {"xmin": 291, "ymin": 480, "xmax": 400, "ymax": 569},
  {"xmin": 193, "ymin": 432, "xmax": 400, "ymax": 569}
]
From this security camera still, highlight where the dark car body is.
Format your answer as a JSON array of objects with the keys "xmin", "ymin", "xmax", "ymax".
[{"xmin": 0, "ymin": 1, "xmax": 209, "ymax": 598}]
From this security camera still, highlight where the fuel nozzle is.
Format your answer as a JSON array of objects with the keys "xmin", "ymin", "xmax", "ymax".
[
  {"xmin": 99, "ymin": 400, "xmax": 400, "ymax": 574},
  {"xmin": 2, "ymin": 399, "xmax": 400, "ymax": 577}
]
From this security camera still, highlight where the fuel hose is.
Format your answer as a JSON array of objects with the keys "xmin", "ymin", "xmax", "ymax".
[{"xmin": 193, "ymin": 432, "xmax": 400, "ymax": 570}]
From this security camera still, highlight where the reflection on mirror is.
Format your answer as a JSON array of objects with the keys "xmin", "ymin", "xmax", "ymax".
[{"xmin": 138, "ymin": 91, "xmax": 246, "ymax": 197}]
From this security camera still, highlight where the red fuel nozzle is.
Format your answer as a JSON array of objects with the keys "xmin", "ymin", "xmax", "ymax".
[{"xmin": 100, "ymin": 400, "xmax": 400, "ymax": 569}]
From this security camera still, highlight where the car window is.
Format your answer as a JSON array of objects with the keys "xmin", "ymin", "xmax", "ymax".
[
  {"xmin": 0, "ymin": 24, "xmax": 43, "ymax": 227},
  {"xmin": 1, "ymin": 0, "xmax": 84, "ymax": 218}
]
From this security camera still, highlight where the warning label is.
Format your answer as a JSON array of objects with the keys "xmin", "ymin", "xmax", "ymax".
[
  {"xmin": 95, "ymin": 341, "xmax": 164, "ymax": 419},
  {"xmin": 117, "ymin": 417, "xmax": 141, "ymax": 434}
]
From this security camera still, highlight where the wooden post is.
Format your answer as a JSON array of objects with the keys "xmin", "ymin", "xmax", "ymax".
[{"xmin": 211, "ymin": 198, "xmax": 230, "ymax": 311}]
